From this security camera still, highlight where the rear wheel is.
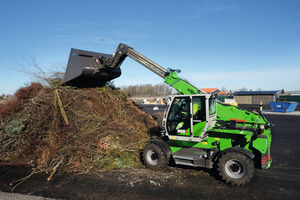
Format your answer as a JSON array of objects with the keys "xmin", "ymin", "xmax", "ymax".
[
  {"xmin": 218, "ymin": 152, "xmax": 254, "ymax": 186},
  {"xmin": 143, "ymin": 143, "xmax": 169, "ymax": 170}
]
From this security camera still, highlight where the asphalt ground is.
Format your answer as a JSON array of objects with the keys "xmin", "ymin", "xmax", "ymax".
[{"xmin": 0, "ymin": 104, "xmax": 300, "ymax": 199}]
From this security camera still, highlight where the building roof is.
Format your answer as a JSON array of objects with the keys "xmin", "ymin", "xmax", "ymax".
[
  {"xmin": 219, "ymin": 91, "xmax": 229, "ymax": 95},
  {"xmin": 234, "ymin": 91, "xmax": 280, "ymax": 95},
  {"xmin": 201, "ymin": 88, "xmax": 221, "ymax": 94}
]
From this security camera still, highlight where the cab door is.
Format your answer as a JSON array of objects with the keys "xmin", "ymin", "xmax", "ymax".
[
  {"xmin": 192, "ymin": 96, "xmax": 207, "ymax": 137},
  {"xmin": 166, "ymin": 96, "xmax": 191, "ymax": 136}
]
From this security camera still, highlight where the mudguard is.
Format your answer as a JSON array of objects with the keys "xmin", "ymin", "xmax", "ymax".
[
  {"xmin": 150, "ymin": 138, "xmax": 172, "ymax": 159},
  {"xmin": 214, "ymin": 147, "xmax": 255, "ymax": 162}
]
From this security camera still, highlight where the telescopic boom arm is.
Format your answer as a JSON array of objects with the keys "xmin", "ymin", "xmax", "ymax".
[
  {"xmin": 105, "ymin": 43, "xmax": 203, "ymax": 94},
  {"xmin": 120, "ymin": 44, "xmax": 168, "ymax": 79}
]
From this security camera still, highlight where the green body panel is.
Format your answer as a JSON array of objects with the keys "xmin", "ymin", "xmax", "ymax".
[
  {"xmin": 193, "ymin": 121, "xmax": 206, "ymax": 137},
  {"xmin": 169, "ymin": 135, "xmax": 234, "ymax": 154},
  {"xmin": 252, "ymin": 138, "xmax": 268, "ymax": 154},
  {"xmin": 169, "ymin": 137, "xmax": 217, "ymax": 153},
  {"xmin": 218, "ymin": 138, "xmax": 232, "ymax": 151},
  {"xmin": 164, "ymin": 72, "xmax": 202, "ymax": 95},
  {"xmin": 216, "ymin": 103, "xmax": 267, "ymax": 124}
]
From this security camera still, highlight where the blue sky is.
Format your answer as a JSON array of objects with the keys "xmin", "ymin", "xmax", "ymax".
[{"xmin": 1, "ymin": 0, "xmax": 299, "ymax": 94}]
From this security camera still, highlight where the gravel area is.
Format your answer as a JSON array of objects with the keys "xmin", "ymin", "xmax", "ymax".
[{"xmin": 0, "ymin": 192, "xmax": 55, "ymax": 200}]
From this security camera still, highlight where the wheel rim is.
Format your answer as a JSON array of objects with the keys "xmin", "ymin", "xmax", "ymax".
[
  {"xmin": 225, "ymin": 159, "xmax": 245, "ymax": 179},
  {"xmin": 146, "ymin": 149, "xmax": 159, "ymax": 166}
]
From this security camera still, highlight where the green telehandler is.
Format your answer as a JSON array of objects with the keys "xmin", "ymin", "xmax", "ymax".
[{"xmin": 63, "ymin": 43, "xmax": 272, "ymax": 186}]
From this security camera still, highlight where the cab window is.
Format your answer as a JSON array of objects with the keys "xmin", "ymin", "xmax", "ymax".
[
  {"xmin": 209, "ymin": 97, "xmax": 216, "ymax": 115},
  {"xmin": 192, "ymin": 96, "xmax": 206, "ymax": 121}
]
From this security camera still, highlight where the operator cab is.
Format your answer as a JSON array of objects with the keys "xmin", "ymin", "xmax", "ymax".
[{"xmin": 163, "ymin": 94, "xmax": 217, "ymax": 142}]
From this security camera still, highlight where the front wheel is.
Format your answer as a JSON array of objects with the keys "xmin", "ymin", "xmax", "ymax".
[
  {"xmin": 143, "ymin": 143, "xmax": 169, "ymax": 170},
  {"xmin": 218, "ymin": 152, "xmax": 254, "ymax": 186}
]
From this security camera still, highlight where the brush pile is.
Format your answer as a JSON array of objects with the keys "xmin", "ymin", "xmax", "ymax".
[{"xmin": 0, "ymin": 83, "xmax": 158, "ymax": 177}]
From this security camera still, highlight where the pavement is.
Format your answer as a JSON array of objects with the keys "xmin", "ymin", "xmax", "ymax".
[
  {"xmin": 0, "ymin": 191, "xmax": 54, "ymax": 200},
  {"xmin": 262, "ymin": 110, "xmax": 300, "ymax": 116}
]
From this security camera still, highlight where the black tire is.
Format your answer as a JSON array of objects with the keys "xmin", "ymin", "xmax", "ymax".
[
  {"xmin": 217, "ymin": 151, "xmax": 254, "ymax": 186},
  {"xmin": 143, "ymin": 142, "xmax": 169, "ymax": 170}
]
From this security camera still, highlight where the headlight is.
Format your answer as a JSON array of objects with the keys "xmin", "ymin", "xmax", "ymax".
[
  {"xmin": 259, "ymin": 124, "xmax": 265, "ymax": 130},
  {"xmin": 259, "ymin": 124, "xmax": 265, "ymax": 134}
]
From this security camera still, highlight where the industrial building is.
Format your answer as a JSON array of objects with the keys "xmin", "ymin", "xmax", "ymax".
[{"xmin": 233, "ymin": 91, "xmax": 280, "ymax": 105}]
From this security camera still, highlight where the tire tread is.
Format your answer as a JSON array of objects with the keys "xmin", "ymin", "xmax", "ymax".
[{"xmin": 217, "ymin": 151, "xmax": 254, "ymax": 186}]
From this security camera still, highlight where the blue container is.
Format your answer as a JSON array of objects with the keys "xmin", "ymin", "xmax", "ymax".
[{"xmin": 269, "ymin": 102, "xmax": 299, "ymax": 113}]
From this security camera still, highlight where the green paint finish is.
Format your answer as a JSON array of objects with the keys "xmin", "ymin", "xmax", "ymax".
[
  {"xmin": 170, "ymin": 146, "xmax": 182, "ymax": 154},
  {"xmin": 164, "ymin": 72, "xmax": 201, "ymax": 95},
  {"xmin": 210, "ymin": 128, "xmax": 252, "ymax": 136},
  {"xmin": 193, "ymin": 121, "xmax": 206, "ymax": 137},
  {"xmin": 218, "ymin": 138, "xmax": 232, "ymax": 151},
  {"xmin": 252, "ymin": 138, "xmax": 268, "ymax": 154},
  {"xmin": 244, "ymin": 132, "xmax": 254, "ymax": 142},
  {"xmin": 243, "ymin": 143, "xmax": 252, "ymax": 152},
  {"xmin": 216, "ymin": 103, "xmax": 267, "ymax": 124},
  {"xmin": 169, "ymin": 140, "xmax": 196, "ymax": 149},
  {"xmin": 169, "ymin": 139, "xmax": 215, "ymax": 149}
]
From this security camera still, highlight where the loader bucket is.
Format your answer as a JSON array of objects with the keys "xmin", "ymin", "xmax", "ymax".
[{"xmin": 63, "ymin": 48, "xmax": 121, "ymax": 87}]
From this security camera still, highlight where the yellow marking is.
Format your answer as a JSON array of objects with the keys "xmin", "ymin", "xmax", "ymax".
[
  {"xmin": 202, "ymin": 142, "xmax": 208, "ymax": 145},
  {"xmin": 214, "ymin": 138, "xmax": 219, "ymax": 140},
  {"xmin": 170, "ymin": 136, "xmax": 176, "ymax": 140}
]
